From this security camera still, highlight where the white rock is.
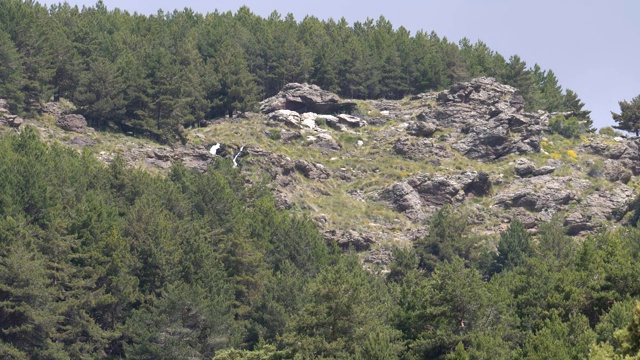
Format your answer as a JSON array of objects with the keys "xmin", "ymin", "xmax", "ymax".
[{"xmin": 209, "ymin": 143, "xmax": 221, "ymax": 155}]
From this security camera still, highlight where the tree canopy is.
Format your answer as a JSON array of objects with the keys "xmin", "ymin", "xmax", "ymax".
[
  {"xmin": 0, "ymin": 128, "xmax": 640, "ymax": 358},
  {"xmin": 0, "ymin": 1, "xmax": 590, "ymax": 142},
  {"xmin": 612, "ymin": 95, "xmax": 640, "ymax": 136}
]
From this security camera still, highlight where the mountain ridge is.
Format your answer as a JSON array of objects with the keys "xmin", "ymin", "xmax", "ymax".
[{"xmin": 2, "ymin": 77, "xmax": 636, "ymax": 266}]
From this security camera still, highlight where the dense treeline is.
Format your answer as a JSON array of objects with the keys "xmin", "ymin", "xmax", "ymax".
[
  {"xmin": 0, "ymin": 0, "xmax": 590, "ymax": 142},
  {"xmin": 2, "ymin": 128, "xmax": 640, "ymax": 359}
]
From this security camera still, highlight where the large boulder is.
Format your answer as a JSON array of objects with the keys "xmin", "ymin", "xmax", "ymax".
[
  {"xmin": 260, "ymin": 83, "xmax": 356, "ymax": 114},
  {"xmin": 269, "ymin": 109, "xmax": 302, "ymax": 129},
  {"xmin": 56, "ymin": 114, "xmax": 88, "ymax": 133},
  {"xmin": 3, "ymin": 115, "xmax": 23, "ymax": 128},
  {"xmin": 295, "ymin": 159, "xmax": 330, "ymax": 180},
  {"xmin": 379, "ymin": 171, "xmax": 491, "ymax": 222},
  {"xmin": 406, "ymin": 121, "xmax": 438, "ymax": 137}
]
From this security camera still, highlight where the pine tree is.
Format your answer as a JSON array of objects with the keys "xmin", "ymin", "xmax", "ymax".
[
  {"xmin": 0, "ymin": 28, "xmax": 25, "ymax": 113},
  {"xmin": 612, "ymin": 95, "xmax": 640, "ymax": 136},
  {"xmin": 495, "ymin": 220, "xmax": 532, "ymax": 273},
  {"xmin": 564, "ymin": 89, "xmax": 593, "ymax": 130}
]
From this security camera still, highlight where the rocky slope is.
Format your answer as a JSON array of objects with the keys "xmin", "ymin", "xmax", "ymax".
[{"xmin": 2, "ymin": 78, "xmax": 638, "ymax": 266}]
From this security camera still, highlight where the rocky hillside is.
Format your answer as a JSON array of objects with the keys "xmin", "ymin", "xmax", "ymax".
[{"xmin": 2, "ymin": 78, "xmax": 638, "ymax": 266}]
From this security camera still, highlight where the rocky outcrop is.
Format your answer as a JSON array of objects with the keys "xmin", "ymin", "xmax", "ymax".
[
  {"xmin": 244, "ymin": 147, "xmax": 297, "ymax": 187},
  {"xmin": 336, "ymin": 114, "xmax": 366, "ymax": 128},
  {"xmin": 0, "ymin": 100, "xmax": 23, "ymax": 128},
  {"xmin": 295, "ymin": 160, "xmax": 330, "ymax": 180},
  {"xmin": 415, "ymin": 77, "xmax": 547, "ymax": 161},
  {"xmin": 3, "ymin": 114, "xmax": 23, "ymax": 128},
  {"xmin": 564, "ymin": 184, "xmax": 635, "ymax": 235},
  {"xmin": 493, "ymin": 175, "xmax": 590, "ymax": 213},
  {"xmin": 260, "ymin": 83, "xmax": 356, "ymax": 114},
  {"xmin": 392, "ymin": 137, "xmax": 452, "ymax": 162},
  {"xmin": 379, "ymin": 171, "xmax": 491, "ymax": 221},
  {"xmin": 603, "ymin": 159, "xmax": 632, "ymax": 183},
  {"xmin": 324, "ymin": 229, "xmax": 376, "ymax": 251},
  {"xmin": 56, "ymin": 114, "xmax": 88, "ymax": 133},
  {"xmin": 306, "ymin": 133, "xmax": 341, "ymax": 152},
  {"xmin": 406, "ymin": 121, "xmax": 438, "ymax": 137},
  {"xmin": 514, "ymin": 158, "xmax": 556, "ymax": 177}
]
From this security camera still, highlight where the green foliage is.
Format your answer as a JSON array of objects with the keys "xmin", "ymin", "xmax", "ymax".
[
  {"xmin": 0, "ymin": 1, "xmax": 587, "ymax": 142},
  {"xmin": 599, "ymin": 126, "xmax": 623, "ymax": 137},
  {"xmin": 0, "ymin": 129, "xmax": 333, "ymax": 357},
  {"xmin": 415, "ymin": 205, "xmax": 482, "ymax": 272},
  {"xmin": 521, "ymin": 314, "xmax": 596, "ymax": 360},
  {"xmin": 283, "ymin": 255, "xmax": 401, "ymax": 359},
  {"xmin": 494, "ymin": 220, "xmax": 532, "ymax": 273},
  {"xmin": 612, "ymin": 95, "xmax": 640, "ymax": 136},
  {"xmin": 548, "ymin": 115, "xmax": 587, "ymax": 139}
]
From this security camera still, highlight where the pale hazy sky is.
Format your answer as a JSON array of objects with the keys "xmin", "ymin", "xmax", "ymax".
[{"xmin": 38, "ymin": 0, "xmax": 640, "ymax": 129}]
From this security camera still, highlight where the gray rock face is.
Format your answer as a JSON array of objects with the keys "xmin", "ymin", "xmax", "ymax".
[
  {"xmin": 515, "ymin": 158, "xmax": 536, "ymax": 177},
  {"xmin": 269, "ymin": 110, "xmax": 302, "ymax": 129},
  {"xmin": 379, "ymin": 182, "xmax": 426, "ymax": 221},
  {"xmin": 417, "ymin": 77, "xmax": 547, "ymax": 161},
  {"xmin": 564, "ymin": 184, "xmax": 635, "ymax": 235},
  {"xmin": 4, "ymin": 115, "xmax": 23, "ymax": 128},
  {"xmin": 392, "ymin": 136, "xmax": 452, "ymax": 162},
  {"xmin": 56, "ymin": 114, "xmax": 88, "ymax": 133},
  {"xmin": 41, "ymin": 102, "xmax": 65, "ymax": 119},
  {"xmin": 324, "ymin": 229, "xmax": 376, "ymax": 251},
  {"xmin": 514, "ymin": 158, "xmax": 555, "ymax": 177},
  {"xmin": 307, "ymin": 133, "xmax": 341, "ymax": 152},
  {"xmin": 245, "ymin": 147, "xmax": 297, "ymax": 187},
  {"xmin": 260, "ymin": 83, "xmax": 356, "ymax": 114},
  {"xmin": 379, "ymin": 171, "xmax": 491, "ymax": 221},
  {"xmin": 581, "ymin": 138, "xmax": 640, "ymax": 176},
  {"xmin": 67, "ymin": 137, "xmax": 97, "ymax": 147},
  {"xmin": 604, "ymin": 159, "xmax": 632, "ymax": 183},
  {"xmin": 406, "ymin": 121, "xmax": 438, "ymax": 137},
  {"xmin": 295, "ymin": 159, "xmax": 330, "ymax": 180},
  {"xmin": 533, "ymin": 166, "xmax": 556, "ymax": 176},
  {"xmin": 0, "ymin": 99, "xmax": 9, "ymax": 114},
  {"xmin": 337, "ymin": 114, "xmax": 366, "ymax": 127},
  {"xmin": 493, "ymin": 175, "xmax": 589, "ymax": 213}
]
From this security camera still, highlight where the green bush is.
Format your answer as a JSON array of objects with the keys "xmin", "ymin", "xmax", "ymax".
[
  {"xmin": 548, "ymin": 115, "xmax": 585, "ymax": 139},
  {"xmin": 598, "ymin": 126, "xmax": 622, "ymax": 137}
]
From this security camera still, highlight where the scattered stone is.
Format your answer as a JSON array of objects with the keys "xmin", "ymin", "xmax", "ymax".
[
  {"xmin": 279, "ymin": 129, "xmax": 302, "ymax": 143},
  {"xmin": 0, "ymin": 99, "xmax": 9, "ymax": 114},
  {"xmin": 337, "ymin": 114, "xmax": 367, "ymax": 127},
  {"xmin": 364, "ymin": 247, "xmax": 394, "ymax": 265},
  {"xmin": 41, "ymin": 102, "xmax": 64, "ymax": 119}
]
